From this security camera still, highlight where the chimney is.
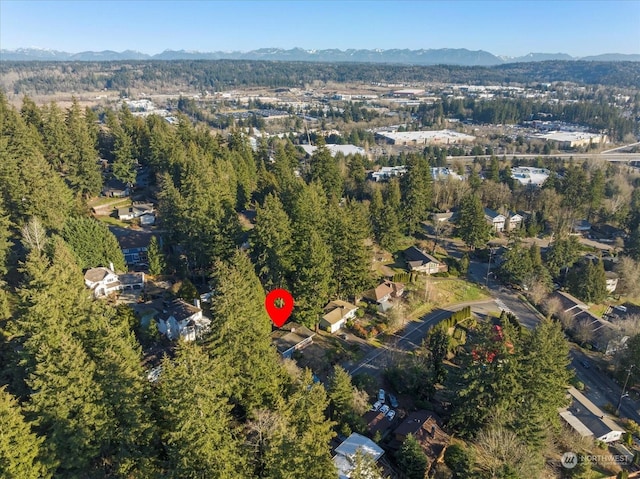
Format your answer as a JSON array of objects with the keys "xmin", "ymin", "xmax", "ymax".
[{"xmin": 109, "ymin": 261, "xmax": 115, "ymax": 272}]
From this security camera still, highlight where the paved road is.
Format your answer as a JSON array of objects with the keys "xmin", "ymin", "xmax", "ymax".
[
  {"xmin": 445, "ymin": 152, "xmax": 640, "ymax": 163},
  {"xmin": 344, "ymin": 299, "xmax": 496, "ymax": 377},
  {"xmin": 468, "ymin": 258, "xmax": 640, "ymax": 424},
  {"xmin": 570, "ymin": 347, "xmax": 640, "ymax": 424}
]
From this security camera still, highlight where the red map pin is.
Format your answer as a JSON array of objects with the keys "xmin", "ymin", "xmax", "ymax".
[{"xmin": 265, "ymin": 289, "xmax": 294, "ymax": 328}]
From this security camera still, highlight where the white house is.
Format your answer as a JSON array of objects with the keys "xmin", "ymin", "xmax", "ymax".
[
  {"xmin": 334, "ymin": 433, "xmax": 385, "ymax": 479},
  {"xmin": 403, "ymin": 246, "xmax": 447, "ymax": 275},
  {"xmin": 362, "ymin": 280, "xmax": 404, "ymax": 312},
  {"xmin": 559, "ymin": 387, "xmax": 625, "ymax": 443},
  {"xmin": 605, "ymin": 271, "xmax": 619, "ymax": 293},
  {"xmin": 320, "ymin": 300, "xmax": 359, "ymax": 334},
  {"xmin": 117, "ymin": 202, "xmax": 155, "ymax": 222},
  {"xmin": 507, "ymin": 212, "xmax": 524, "ymax": 231},
  {"xmin": 484, "ymin": 208, "xmax": 506, "ymax": 232},
  {"xmin": 84, "ymin": 266, "xmax": 145, "ymax": 298},
  {"xmin": 156, "ymin": 299, "xmax": 211, "ymax": 342}
]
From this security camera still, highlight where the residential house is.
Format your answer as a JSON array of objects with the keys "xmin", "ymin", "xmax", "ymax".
[
  {"xmin": 111, "ymin": 228, "xmax": 153, "ymax": 265},
  {"xmin": 391, "ymin": 411, "xmax": 450, "ymax": 471},
  {"xmin": 333, "ymin": 433, "xmax": 385, "ymax": 479},
  {"xmin": 403, "ymin": 246, "xmax": 447, "ymax": 275},
  {"xmin": 117, "ymin": 202, "xmax": 155, "ymax": 222},
  {"xmin": 84, "ymin": 266, "xmax": 144, "ymax": 298},
  {"xmin": 572, "ymin": 219, "xmax": 592, "ymax": 235},
  {"xmin": 552, "ymin": 291, "xmax": 614, "ymax": 348},
  {"xmin": 320, "ymin": 300, "xmax": 359, "ymax": 334},
  {"xmin": 369, "ymin": 165, "xmax": 408, "ymax": 182},
  {"xmin": 507, "ymin": 212, "xmax": 523, "ymax": 231},
  {"xmin": 560, "ymin": 387, "xmax": 624, "ymax": 443},
  {"xmin": 484, "ymin": 208, "xmax": 506, "ymax": 232},
  {"xmin": 156, "ymin": 299, "xmax": 211, "ymax": 342},
  {"xmin": 605, "ymin": 271, "xmax": 619, "ymax": 293},
  {"xmin": 362, "ymin": 280, "xmax": 404, "ymax": 312},
  {"xmin": 271, "ymin": 322, "xmax": 315, "ymax": 359},
  {"xmin": 102, "ymin": 178, "xmax": 130, "ymax": 198},
  {"xmin": 432, "ymin": 211, "xmax": 456, "ymax": 223}
]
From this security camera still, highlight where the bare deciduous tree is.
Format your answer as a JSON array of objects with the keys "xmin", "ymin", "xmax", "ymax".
[
  {"xmin": 474, "ymin": 426, "xmax": 540, "ymax": 477},
  {"xmin": 21, "ymin": 217, "xmax": 47, "ymax": 252}
]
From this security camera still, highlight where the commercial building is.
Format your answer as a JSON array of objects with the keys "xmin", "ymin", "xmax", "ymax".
[{"xmin": 376, "ymin": 129, "xmax": 475, "ymax": 146}]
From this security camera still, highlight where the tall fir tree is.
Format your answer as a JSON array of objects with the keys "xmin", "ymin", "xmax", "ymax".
[
  {"xmin": 251, "ymin": 193, "xmax": 294, "ymax": 289},
  {"xmin": 61, "ymin": 216, "xmax": 126, "ymax": 271},
  {"xmin": 157, "ymin": 341, "xmax": 248, "ymax": 478},
  {"xmin": 0, "ymin": 386, "xmax": 52, "ymax": 479},
  {"xmin": 401, "ymin": 154, "xmax": 433, "ymax": 235},
  {"xmin": 457, "ymin": 194, "xmax": 491, "ymax": 250},
  {"xmin": 65, "ymin": 98, "xmax": 102, "ymax": 197}
]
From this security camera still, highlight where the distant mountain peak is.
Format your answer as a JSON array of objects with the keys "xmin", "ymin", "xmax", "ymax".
[{"xmin": 1, "ymin": 47, "xmax": 638, "ymax": 65}]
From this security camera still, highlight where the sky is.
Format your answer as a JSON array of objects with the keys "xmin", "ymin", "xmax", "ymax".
[{"xmin": 1, "ymin": 0, "xmax": 639, "ymax": 57}]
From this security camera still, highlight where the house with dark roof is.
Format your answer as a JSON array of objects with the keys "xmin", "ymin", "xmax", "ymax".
[
  {"xmin": 156, "ymin": 299, "xmax": 211, "ymax": 341},
  {"xmin": 117, "ymin": 202, "xmax": 155, "ymax": 223},
  {"xmin": 403, "ymin": 246, "xmax": 447, "ymax": 274},
  {"xmin": 484, "ymin": 208, "xmax": 506, "ymax": 232},
  {"xmin": 271, "ymin": 322, "xmax": 315, "ymax": 358},
  {"xmin": 102, "ymin": 178, "xmax": 130, "ymax": 198},
  {"xmin": 391, "ymin": 410, "xmax": 450, "ymax": 469},
  {"xmin": 320, "ymin": 300, "xmax": 359, "ymax": 333},
  {"xmin": 560, "ymin": 387, "xmax": 624, "ymax": 443},
  {"xmin": 362, "ymin": 280, "xmax": 404, "ymax": 312}
]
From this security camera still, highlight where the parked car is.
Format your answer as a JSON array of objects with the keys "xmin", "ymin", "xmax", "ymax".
[
  {"xmin": 371, "ymin": 401, "xmax": 382, "ymax": 412},
  {"xmin": 388, "ymin": 393, "xmax": 399, "ymax": 408},
  {"xmin": 386, "ymin": 410, "xmax": 396, "ymax": 421},
  {"xmin": 380, "ymin": 405, "xmax": 390, "ymax": 415},
  {"xmin": 378, "ymin": 389, "xmax": 385, "ymax": 403},
  {"xmin": 581, "ymin": 360, "xmax": 590, "ymax": 369}
]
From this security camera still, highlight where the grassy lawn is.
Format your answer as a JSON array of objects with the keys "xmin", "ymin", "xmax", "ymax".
[
  {"xmin": 589, "ymin": 303, "xmax": 608, "ymax": 318},
  {"xmin": 88, "ymin": 196, "xmax": 131, "ymax": 209},
  {"xmin": 96, "ymin": 215, "xmax": 129, "ymax": 228},
  {"xmin": 427, "ymin": 278, "xmax": 490, "ymax": 305}
]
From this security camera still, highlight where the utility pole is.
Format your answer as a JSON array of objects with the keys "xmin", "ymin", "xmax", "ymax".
[
  {"xmin": 486, "ymin": 247, "xmax": 495, "ymax": 288},
  {"xmin": 615, "ymin": 364, "xmax": 635, "ymax": 416}
]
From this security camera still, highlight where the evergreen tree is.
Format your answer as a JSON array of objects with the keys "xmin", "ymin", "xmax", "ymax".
[
  {"xmin": 328, "ymin": 201, "xmax": 372, "ymax": 300},
  {"xmin": 349, "ymin": 449, "xmax": 385, "ymax": 479},
  {"xmin": 65, "ymin": 98, "xmax": 102, "ymax": 197},
  {"xmin": 86, "ymin": 304, "xmax": 157, "ymax": 476},
  {"xmin": 147, "ymin": 235, "xmax": 166, "ymax": 276},
  {"xmin": 370, "ymin": 187, "xmax": 401, "ymax": 252},
  {"xmin": 251, "ymin": 193, "xmax": 293, "ymax": 289},
  {"xmin": 513, "ymin": 319, "xmax": 571, "ymax": 450},
  {"xmin": 396, "ymin": 434, "xmax": 429, "ymax": 479},
  {"xmin": 400, "ymin": 154, "xmax": 433, "ymax": 235},
  {"xmin": 107, "ymin": 110, "xmax": 137, "ymax": 186},
  {"xmin": 157, "ymin": 342, "xmax": 248, "ymax": 478},
  {"xmin": 208, "ymin": 251, "xmax": 285, "ymax": 412},
  {"xmin": 0, "ymin": 94, "xmax": 73, "ymax": 231},
  {"xmin": 0, "ymin": 386, "xmax": 52, "ymax": 479},
  {"xmin": 264, "ymin": 370, "xmax": 337, "ymax": 479},
  {"xmin": 61, "ymin": 216, "xmax": 126, "ymax": 271},
  {"xmin": 488, "ymin": 156, "xmax": 500, "ymax": 182},
  {"xmin": 309, "ymin": 138, "xmax": 343, "ymax": 201},
  {"xmin": 545, "ymin": 235, "xmax": 581, "ymax": 278},
  {"xmin": 457, "ymin": 194, "xmax": 491, "ymax": 250},
  {"xmin": 292, "ymin": 229, "xmax": 333, "ymax": 329},
  {"xmin": 41, "ymin": 102, "xmax": 72, "ymax": 173},
  {"xmin": 25, "ymin": 331, "xmax": 110, "ymax": 476}
]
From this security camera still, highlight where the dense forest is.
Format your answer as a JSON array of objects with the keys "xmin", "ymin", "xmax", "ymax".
[
  {"xmin": 1, "ymin": 90, "xmax": 640, "ymax": 477},
  {"xmin": 2, "ymin": 59, "xmax": 640, "ymax": 95}
]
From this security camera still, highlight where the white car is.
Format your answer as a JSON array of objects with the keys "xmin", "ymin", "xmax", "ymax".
[
  {"xmin": 380, "ymin": 404, "xmax": 390, "ymax": 415},
  {"xmin": 386, "ymin": 410, "xmax": 396, "ymax": 421},
  {"xmin": 378, "ymin": 389, "xmax": 385, "ymax": 403},
  {"xmin": 371, "ymin": 401, "xmax": 382, "ymax": 411}
]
